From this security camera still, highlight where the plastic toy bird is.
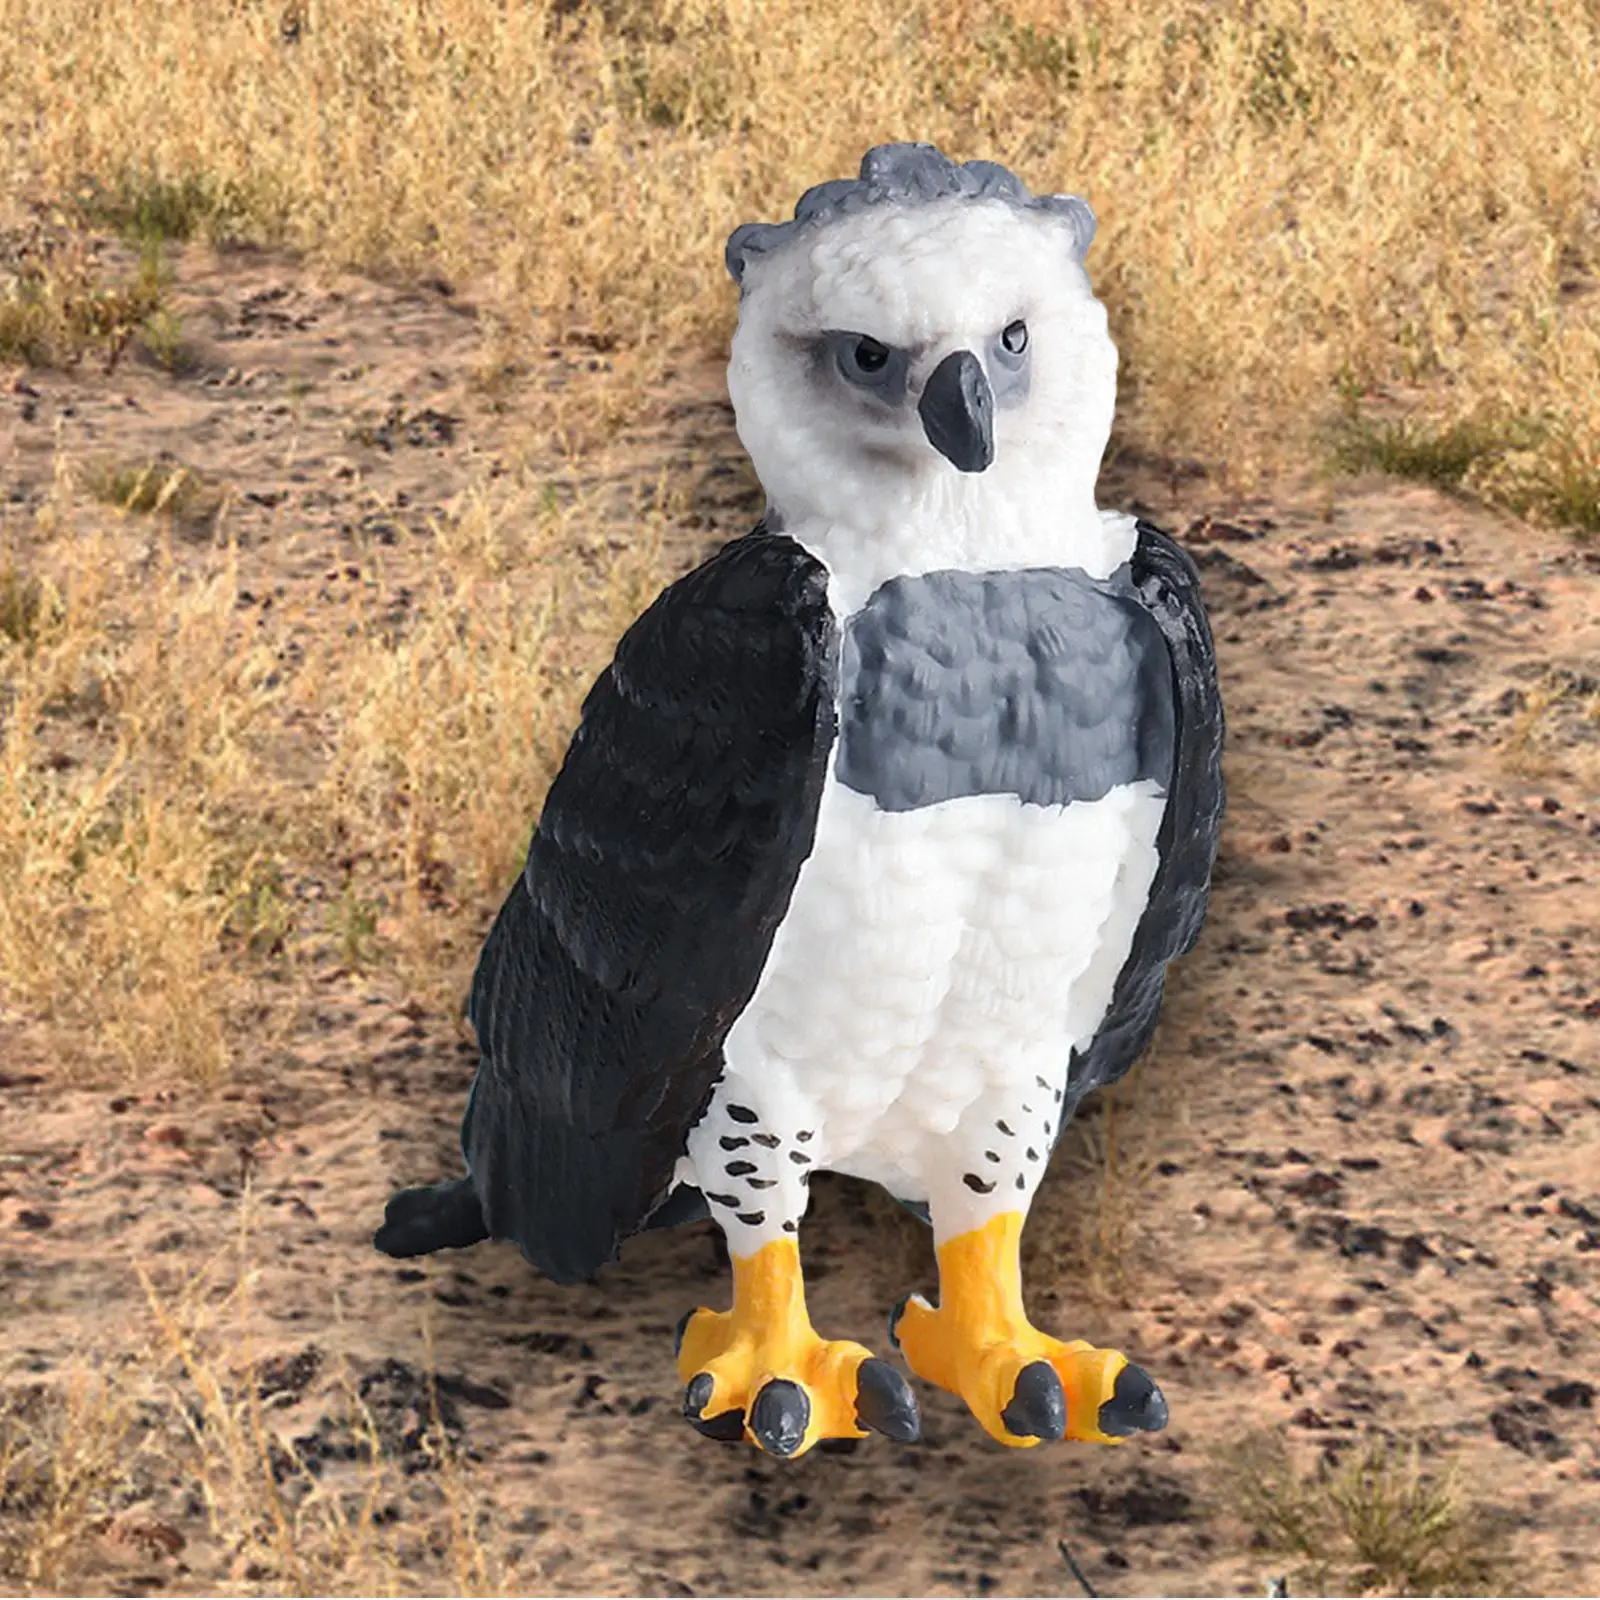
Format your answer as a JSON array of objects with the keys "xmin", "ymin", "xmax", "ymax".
[{"xmin": 376, "ymin": 142, "xmax": 1224, "ymax": 1460}]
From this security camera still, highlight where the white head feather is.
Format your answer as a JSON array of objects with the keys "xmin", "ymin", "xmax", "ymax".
[{"xmin": 727, "ymin": 149, "xmax": 1133, "ymax": 613}]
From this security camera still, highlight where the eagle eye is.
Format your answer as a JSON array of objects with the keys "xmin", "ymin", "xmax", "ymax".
[
  {"xmin": 854, "ymin": 337, "xmax": 889, "ymax": 372},
  {"xmin": 822, "ymin": 331, "xmax": 909, "ymax": 401},
  {"xmin": 839, "ymin": 334, "xmax": 892, "ymax": 381}
]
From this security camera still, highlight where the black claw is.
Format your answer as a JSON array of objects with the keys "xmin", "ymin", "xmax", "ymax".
[
  {"xmin": 682, "ymin": 1372, "xmax": 744, "ymax": 1443},
  {"xmin": 682, "ymin": 1371, "xmax": 715, "ymax": 1420},
  {"xmin": 749, "ymin": 1378, "xmax": 810, "ymax": 1458},
  {"xmin": 1097, "ymin": 1362, "xmax": 1169, "ymax": 1437},
  {"xmin": 673, "ymin": 1308, "xmax": 696, "ymax": 1359},
  {"xmin": 888, "ymin": 1294, "xmax": 912, "ymax": 1351},
  {"xmin": 690, "ymin": 1408, "xmax": 747, "ymax": 1443},
  {"xmin": 854, "ymin": 1357, "xmax": 922, "ymax": 1443},
  {"xmin": 1001, "ymin": 1360, "xmax": 1067, "ymax": 1441}
]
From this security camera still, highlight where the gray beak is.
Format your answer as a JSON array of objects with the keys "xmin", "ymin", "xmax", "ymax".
[{"xmin": 918, "ymin": 350, "xmax": 994, "ymax": 473}]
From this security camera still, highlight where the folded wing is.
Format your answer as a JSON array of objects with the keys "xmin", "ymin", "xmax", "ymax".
[
  {"xmin": 462, "ymin": 529, "xmax": 839, "ymax": 1282},
  {"xmin": 1064, "ymin": 520, "xmax": 1226, "ymax": 1104}
]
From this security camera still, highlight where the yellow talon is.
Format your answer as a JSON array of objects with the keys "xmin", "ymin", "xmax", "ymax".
[
  {"xmin": 892, "ymin": 1211, "xmax": 1167, "ymax": 1447},
  {"xmin": 677, "ymin": 1236, "xmax": 919, "ymax": 1457}
]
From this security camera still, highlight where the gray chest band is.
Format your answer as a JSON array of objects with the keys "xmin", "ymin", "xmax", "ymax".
[{"xmin": 837, "ymin": 566, "xmax": 1175, "ymax": 812}]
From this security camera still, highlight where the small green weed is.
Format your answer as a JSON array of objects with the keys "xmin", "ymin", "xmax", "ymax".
[
  {"xmin": 1223, "ymin": 1432, "xmax": 1509, "ymax": 1596},
  {"xmin": 333, "ymin": 883, "xmax": 382, "ymax": 971},
  {"xmin": 136, "ymin": 305, "xmax": 199, "ymax": 374},
  {"xmin": 222, "ymin": 856, "xmax": 297, "ymax": 960},
  {"xmin": 82, "ymin": 457, "xmax": 231, "ymax": 531},
  {"xmin": 0, "ymin": 560, "xmax": 55, "ymax": 646},
  {"xmin": 1332, "ymin": 410, "xmax": 1525, "ymax": 488},
  {"xmin": 1337, "ymin": 404, "xmax": 1600, "ymax": 535},
  {"xmin": 0, "ymin": 232, "xmax": 165, "ymax": 369},
  {"xmin": 79, "ymin": 170, "xmax": 249, "ymax": 246},
  {"xmin": 979, "ymin": 16, "xmax": 1083, "ymax": 88}
]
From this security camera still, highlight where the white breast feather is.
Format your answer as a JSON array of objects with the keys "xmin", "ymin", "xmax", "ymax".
[{"xmin": 711, "ymin": 772, "xmax": 1165, "ymax": 1210}]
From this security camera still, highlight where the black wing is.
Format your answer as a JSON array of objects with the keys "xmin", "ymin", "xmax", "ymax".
[
  {"xmin": 385, "ymin": 528, "xmax": 839, "ymax": 1284},
  {"xmin": 1063, "ymin": 519, "xmax": 1225, "ymax": 1105}
]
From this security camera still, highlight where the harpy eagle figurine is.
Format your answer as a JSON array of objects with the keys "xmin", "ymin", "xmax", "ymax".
[{"xmin": 377, "ymin": 142, "xmax": 1224, "ymax": 1459}]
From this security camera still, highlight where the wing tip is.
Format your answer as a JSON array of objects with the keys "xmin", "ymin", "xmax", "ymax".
[{"xmin": 373, "ymin": 1177, "xmax": 489, "ymax": 1258}]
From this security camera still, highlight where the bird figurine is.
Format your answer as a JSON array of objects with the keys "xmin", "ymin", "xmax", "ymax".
[{"xmin": 376, "ymin": 142, "xmax": 1224, "ymax": 1461}]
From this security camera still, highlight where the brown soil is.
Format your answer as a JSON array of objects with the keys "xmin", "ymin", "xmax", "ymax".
[{"xmin": 2, "ymin": 240, "xmax": 1598, "ymax": 1596}]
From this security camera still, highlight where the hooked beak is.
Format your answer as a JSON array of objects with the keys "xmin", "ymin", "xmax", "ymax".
[{"xmin": 918, "ymin": 350, "xmax": 994, "ymax": 473}]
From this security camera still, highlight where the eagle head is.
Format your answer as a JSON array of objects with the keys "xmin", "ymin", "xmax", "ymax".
[{"xmin": 725, "ymin": 143, "xmax": 1119, "ymax": 558}]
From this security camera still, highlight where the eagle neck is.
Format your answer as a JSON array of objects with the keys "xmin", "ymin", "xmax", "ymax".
[{"xmin": 777, "ymin": 494, "xmax": 1136, "ymax": 618}]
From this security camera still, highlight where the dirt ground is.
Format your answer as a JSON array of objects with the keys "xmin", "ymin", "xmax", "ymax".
[{"xmin": 2, "ymin": 240, "xmax": 1598, "ymax": 1597}]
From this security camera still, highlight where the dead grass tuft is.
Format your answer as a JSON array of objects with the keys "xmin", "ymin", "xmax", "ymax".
[
  {"xmin": 1498, "ymin": 668, "xmax": 1600, "ymax": 785},
  {"xmin": 81, "ymin": 454, "xmax": 235, "ymax": 531},
  {"xmin": 0, "ymin": 479, "xmax": 289, "ymax": 1083},
  {"xmin": 1475, "ymin": 420, "xmax": 1600, "ymax": 537},
  {"xmin": 1222, "ymin": 1431, "xmax": 1510, "ymax": 1596},
  {"xmin": 0, "ymin": 1363, "xmax": 143, "ymax": 1591},
  {"xmin": 0, "ymin": 1225, "xmax": 501, "ymax": 1594},
  {"xmin": 0, "ymin": 558, "xmax": 54, "ymax": 645},
  {"xmin": 0, "ymin": 226, "xmax": 165, "ymax": 370},
  {"xmin": 136, "ymin": 1230, "xmax": 502, "ymax": 1595},
  {"xmin": 1027, "ymin": 1066, "xmax": 1185, "ymax": 1308}
]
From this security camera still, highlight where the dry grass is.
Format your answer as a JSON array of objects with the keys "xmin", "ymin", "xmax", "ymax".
[
  {"xmin": 320, "ymin": 473, "xmax": 671, "ymax": 1008},
  {"xmin": 0, "ymin": 226, "xmax": 166, "ymax": 370},
  {"xmin": 1028, "ymin": 1083, "xmax": 1153, "ymax": 1306},
  {"xmin": 0, "ymin": 471, "xmax": 292, "ymax": 1083},
  {"xmin": 0, "ymin": 449, "xmax": 652, "ymax": 1078},
  {"xmin": 1222, "ymin": 1431, "xmax": 1511, "ymax": 1597},
  {"xmin": 137, "ymin": 1230, "xmax": 501, "ymax": 1596},
  {"xmin": 1022, "ymin": 1044, "xmax": 1190, "ymax": 1309},
  {"xmin": 0, "ymin": 1362, "xmax": 144, "ymax": 1591},
  {"xmin": 81, "ymin": 456, "xmax": 235, "ymax": 530},
  {"xmin": 1498, "ymin": 667, "xmax": 1600, "ymax": 785},
  {"xmin": 1, "ymin": 0, "xmax": 1595, "ymax": 521},
  {"xmin": 0, "ymin": 1223, "xmax": 500, "ymax": 1595}
]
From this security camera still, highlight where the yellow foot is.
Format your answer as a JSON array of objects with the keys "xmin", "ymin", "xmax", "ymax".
[
  {"xmin": 676, "ymin": 1236, "xmax": 920, "ymax": 1459},
  {"xmin": 890, "ymin": 1212, "xmax": 1168, "ymax": 1449}
]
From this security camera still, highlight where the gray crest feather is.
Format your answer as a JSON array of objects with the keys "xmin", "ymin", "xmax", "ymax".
[{"xmin": 726, "ymin": 142, "xmax": 1097, "ymax": 287}]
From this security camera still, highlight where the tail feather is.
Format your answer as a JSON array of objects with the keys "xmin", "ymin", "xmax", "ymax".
[{"xmin": 374, "ymin": 1176, "xmax": 489, "ymax": 1258}]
